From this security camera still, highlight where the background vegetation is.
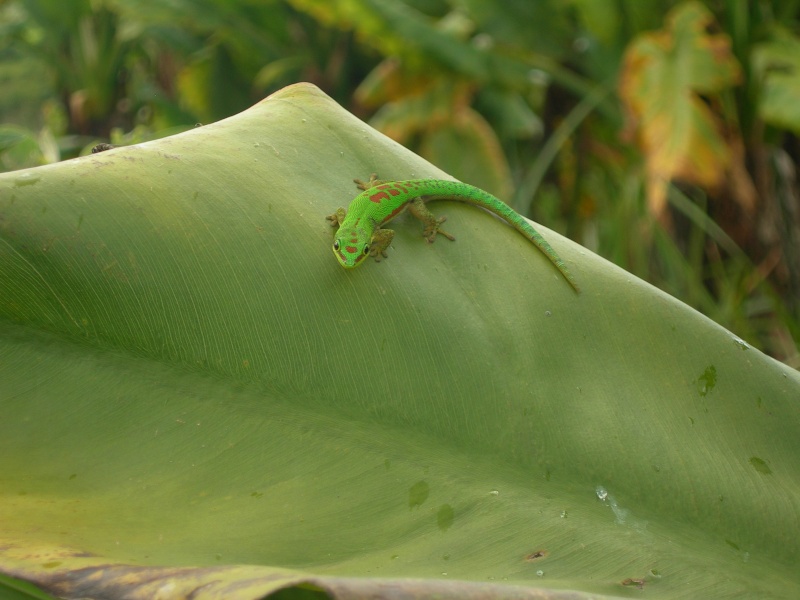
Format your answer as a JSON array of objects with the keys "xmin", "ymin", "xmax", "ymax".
[{"xmin": 1, "ymin": 0, "xmax": 798, "ymax": 365}]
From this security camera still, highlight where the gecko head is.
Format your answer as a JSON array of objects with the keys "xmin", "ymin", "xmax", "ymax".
[{"xmin": 332, "ymin": 226, "xmax": 371, "ymax": 268}]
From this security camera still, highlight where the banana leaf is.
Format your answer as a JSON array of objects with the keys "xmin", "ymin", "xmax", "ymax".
[{"xmin": 1, "ymin": 83, "xmax": 798, "ymax": 599}]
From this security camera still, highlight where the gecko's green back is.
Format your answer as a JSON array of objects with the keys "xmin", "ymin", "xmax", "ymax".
[{"xmin": 331, "ymin": 179, "xmax": 579, "ymax": 292}]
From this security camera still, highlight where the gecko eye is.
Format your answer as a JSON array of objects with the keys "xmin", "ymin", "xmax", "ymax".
[
  {"xmin": 363, "ymin": 245, "xmax": 370, "ymax": 255},
  {"xmin": 333, "ymin": 240, "xmax": 340, "ymax": 251}
]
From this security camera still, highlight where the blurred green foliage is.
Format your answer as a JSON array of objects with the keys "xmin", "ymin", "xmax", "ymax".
[{"xmin": 0, "ymin": 0, "xmax": 798, "ymax": 365}]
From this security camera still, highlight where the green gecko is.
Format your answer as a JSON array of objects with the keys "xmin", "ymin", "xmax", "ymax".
[{"xmin": 326, "ymin": 174, "xmax": 579, "ymax": 293}]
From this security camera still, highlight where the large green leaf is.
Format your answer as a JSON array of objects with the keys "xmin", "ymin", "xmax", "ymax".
[{"xmin": 1, "ymin": 83, "xmax": 798, "ymax": 599}]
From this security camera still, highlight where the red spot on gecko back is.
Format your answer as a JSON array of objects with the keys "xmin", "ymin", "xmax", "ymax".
[{"xmin": 369, "ymin": 191, "xmax": 390, "ymax": 203}]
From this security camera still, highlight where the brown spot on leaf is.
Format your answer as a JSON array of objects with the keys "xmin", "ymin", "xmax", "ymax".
[{"xmin": 622, "ymin": 577, "xmax": 646, "ymax": 589}]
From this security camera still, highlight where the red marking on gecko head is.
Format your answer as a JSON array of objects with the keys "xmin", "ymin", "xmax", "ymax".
[
  {"xmin": 333, "ymin": 226, "xmax": 370, "ymax": 268},
  {"xmin": 369, "ymin": 191, "xmax": 390, "ymax": 203}
]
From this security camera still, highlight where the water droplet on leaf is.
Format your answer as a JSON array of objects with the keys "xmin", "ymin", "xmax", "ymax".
[{"xmin": 14, "ymin": 172, "xmax": 41, "ymax": 187}]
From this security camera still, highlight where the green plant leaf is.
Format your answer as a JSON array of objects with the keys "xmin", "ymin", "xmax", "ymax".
[
  {"xmin": 1, "ymin": 83, "xmax": 799, "ymax": 599},
  {"xmin": 0, "ymin": 572, "xmax": 58, "ymax": 600},
  {"xmin": 752, "ymin": 29, "xmax": 800, "ymax": 134},
  {"xmin": 288, "ymin": 0, "xmax": 595, "ymax": 100}
]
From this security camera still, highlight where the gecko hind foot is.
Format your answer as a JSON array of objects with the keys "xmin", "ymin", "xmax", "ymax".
[{"xmin": 422, "ymin": 216, "xmax": 456, "ymax": 243}]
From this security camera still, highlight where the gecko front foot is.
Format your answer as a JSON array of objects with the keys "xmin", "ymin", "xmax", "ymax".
[
  {"xmin": 326, "ymin": 207, "xmax": 347, "ymax": 228},
  {"xmin": 369, "ymin": 228, "xmax": 394, "ymax": 261},
  {"xmin": 369, "ymin": 247, "xmax": 390, "ymax": 262},
  {"xmin": 353, "ymin": 173, "xmax": 384, "ymax": 191}
]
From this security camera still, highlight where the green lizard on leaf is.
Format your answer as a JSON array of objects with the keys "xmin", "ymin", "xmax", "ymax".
[{"xmin": 327, "ymin": 175, "xmax": 579, "ymax": 293}]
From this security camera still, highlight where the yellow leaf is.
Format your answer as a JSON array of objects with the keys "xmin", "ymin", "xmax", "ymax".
[{"xmin": 619, "ymin": 1, "xmax": 741, "ymax": 218}]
